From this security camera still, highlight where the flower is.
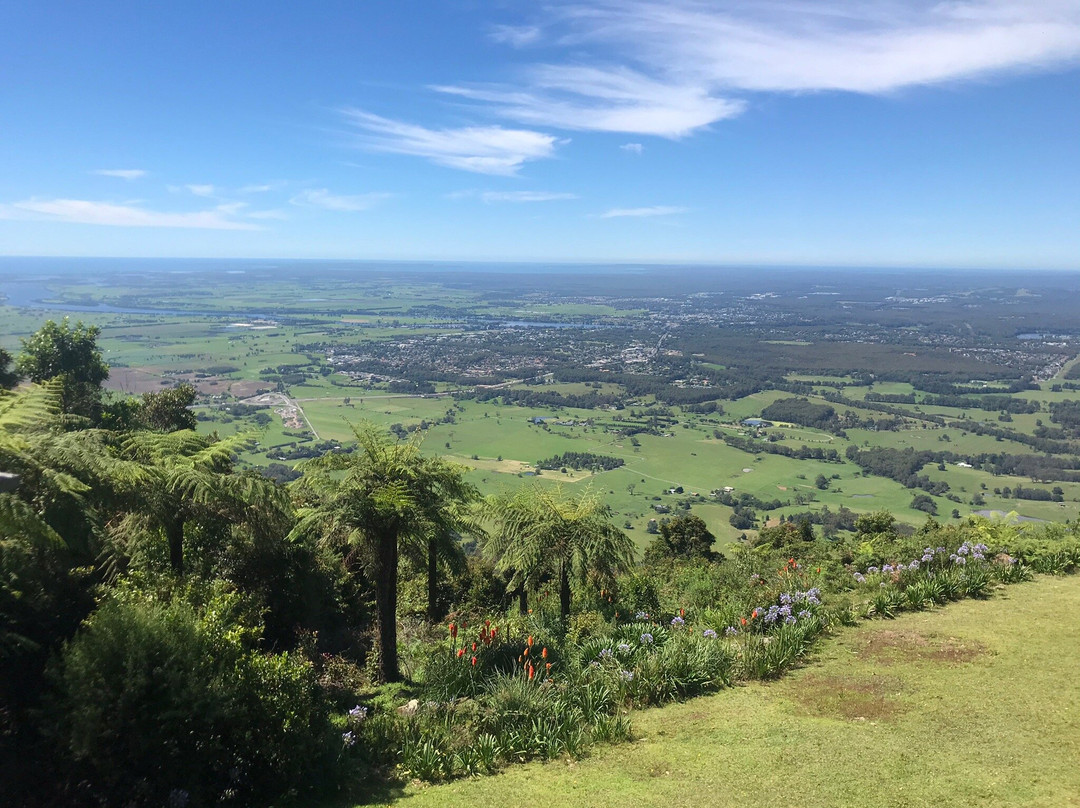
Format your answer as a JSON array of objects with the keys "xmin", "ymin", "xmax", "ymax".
[
  {"xmin": 704, "ymin": 628, "xmax": 719, "ymax": 638},
  {"xmin": 348, "ymin": 705, "xmax": 368, "ymax": 722},
  {"xmin": 854, "ymin": 573, "xmax": 866, "ymax": 584},
  {"xmin": 528, "ymin": 663, "xmax": 535, "ymax": 680},
  {"xmin": 541, "ymin": 646, "xmax": 548, "ymax": 659},
  {"xmin": 599, "ymin": 648, "xmax": 614, "ymax": 659},
  {"xmin": 448, "ymin": 622, "xmax": 457, "ymax": 639},
  {"xmin": 867, "ymin": 566, "xmax": 879, "ymax": 574},
  {"xmin": 640, "ymin": 633, "xmax": 654, "ymax": 644},
  {"xmin": 635, "ymin": 611, "xmax": 650, "ymax": 620},
  {"xmin": 671, "ymin": 616, "xmax": 685, "ymax": 628},
  {"xmin": 457, "ymin": 648, "xmax": 465, "ymax": 658},
  {"xmin": 342, "ymin": 730, "xmax": 356, "ymax": 747},
  {"xmin": 617, "ymin": 642, "xmax": 632, "ymax": 653},
  {"xmin": 546, "ymin": 662, "xmax": 552, "ymax": 671},
  {"xmin": 527, "ymin": 635, "xmax": 534, "ymax": 647},
  {"xmin": 619, "ymin": 669, "xmax": 634, "ymax": 682}
]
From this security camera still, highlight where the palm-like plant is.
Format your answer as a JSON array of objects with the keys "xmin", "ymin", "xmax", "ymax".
[
  {"xmin": 0, "ymin": 382, "xmax": 91, "ymax": 548},
  {"xmin": 483, "ymin": 485, "xmax": 635, "ymax": 621},
  {"xmin": 104, "ymin": 429, "xmax": 289, "ymax": 575},
  {"xmin": 289, "ymin": 424, "xmax": 478, "ymax": 682}
]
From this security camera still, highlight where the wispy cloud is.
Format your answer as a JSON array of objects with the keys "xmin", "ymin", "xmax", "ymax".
[
  {"xmin": 446, "ymin": 1, "xmax": 1080, "ymax": 137},
  {"xmin": 290, "ymin": 188, "xmax": 392, "ymax": 212},
  {"xmin": 0, "ymin": 198, "xmax": 260, "ymax": 230},
  {"xmin": 599, "ymin": 205, "xmax": 687, "ymax": 219},
  {"xmin": 92, "ymin": 169, "xmax": 146, "ymax": 180},
  {"xmin": 185, "ymin": 184, "xmax": 216, "ymax": 197},
  {"xmin": 490, "ymin": 24, "xmax": 542, "ymax": 47},
  {"xmin": 247, "ymin": 209, "xmax": 289, "ymax": 220},
  {"xmin": 238, "ymin": 183, "xmax": 279, "ymax": 194},
  {"xmin": 340, "ymin": 108, "xmax": 561, "ymax": 175},
  {"xmin": 620, "ymin": 143, "xmax": 643, "ymax": 154},
  {"xmin": 435, "ymin": 68, "xmax": 741, "ymax": 138},
  {"xmin": 480, "ymin": 190, "xmax": 577, "ymax": 203}
]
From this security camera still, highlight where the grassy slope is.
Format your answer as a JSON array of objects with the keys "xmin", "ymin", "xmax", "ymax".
[{"xmin": 383, "ymin": 576, "xmax": 1080, "ymax": 808}]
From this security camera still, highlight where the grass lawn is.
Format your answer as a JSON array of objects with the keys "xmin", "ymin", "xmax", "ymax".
[{"xmin": 378, "ymin": 575, "xmax": 1080, "ymax": 808}]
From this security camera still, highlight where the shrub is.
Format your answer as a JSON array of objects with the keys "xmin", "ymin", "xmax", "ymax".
[{"xmin": 48, "ymin": 586, "xmax": 333, "ymax": 807}]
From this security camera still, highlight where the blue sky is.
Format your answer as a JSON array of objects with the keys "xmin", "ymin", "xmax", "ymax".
[{"xmin": 1, "ymin": 0, "xmax": 1078, "ymax": 267}]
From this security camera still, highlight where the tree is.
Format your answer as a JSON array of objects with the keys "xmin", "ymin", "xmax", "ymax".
[
  {"xmin": 137, "ymin": 383, "xmax": 198, "ymax": 432},
  {"xmin": 0, "ymin": 347, "xmax": 18, "ymax": 389},
  {"xmin": 102, "ymin": 430, "xmax": 287, "ymax": 577},
  {"xmin": 483, "ymin": 485, "xmax": 635, "ymax": 621},
  {"xmin": 814, "ymin": 474, "xmax": 830, "ymax": 490},
  {"xmin": 16, "ymin": 319, "xmax": 109, "ymax": 420},
  {"xmin": 645, "ymin": 513, "xmax": 716, "ymax": 562},
  {"xmin": 290, "ymin": 424, "xmax": 477, "ymax": 682}
]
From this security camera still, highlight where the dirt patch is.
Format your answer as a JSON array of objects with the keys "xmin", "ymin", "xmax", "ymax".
[
  {"xmin": 776, "ymin": 485, "xmax": 787, "ymax": 491},
  {"xmin": 856, "ymin": 629, "xmax": 987, "ymax": 665},
  {"xmin": 105, "ymin": 367, "xmax": 167, "ymax": 394},
  {"xmin": 792, "ymin": 673, "xmax": 904, "ymax": 722}
]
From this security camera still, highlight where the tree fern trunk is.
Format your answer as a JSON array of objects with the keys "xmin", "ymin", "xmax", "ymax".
[
  {"xmin": 376, "ymin": 530, "xmax": 401, "ymax": 682},
  {"xmin": 427, "ymin": 535, "xmax": 440, "ymax": 623},
  {"xmin": 517, "ymin": 584, "xmax": 528, "ymax": 616},
  {"xmin": 166, "ymin": 517, "xmax": 184, "ymax": 575},
  {"xmin": 559, "ymin": 562, "xmax": 571, "ymax": 621}
]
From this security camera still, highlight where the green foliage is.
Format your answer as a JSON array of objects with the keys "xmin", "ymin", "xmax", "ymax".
[
  {"xmin": 49, "ymin": 585, "xmax": 333, "ymax": 806},
  {"xmin": 644, "ymin": 514, "xmax": 717, "ymax": 563},
  {"xmin": 16, "ymin": 318, "xmax": 109, "ymax": 420}
]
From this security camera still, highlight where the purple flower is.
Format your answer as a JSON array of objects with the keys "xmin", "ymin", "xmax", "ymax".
[
  {"xmin": 640, "ymin": 633, "xmax": 654, "ymax": 645},
  {"xmin": 599, "ymin": 648, "xmax": 614, "ymax": 659},
  {"xmin": 922, "ymin": 554, "xmax": 933, "ymax": 563},
  {"xmin": 797, "ymin": 609, "xmax": 811, "ymax": 619},
  {"xmin": 854, "ymin": 572, "xmax": 866, "ymax": 584},
  {"xmin": 958, "ymin": 544, "xmax": 970, "ymax": 556},
  {"xmin": 784, "ymin": 615, "xmax": 797, "ymax": 625},
  {"xmin": 348, "ymin": 705, "xmax": 368, "ymax": 722},
  {"xmin": 908, "ymin": 560, "xmax": 920, "ymax": 571},
  {"xmin": 671, "ymin": 616, "xmax": 685, "ymax": 628},
  {"xmin": 617, "ymin": 642, "xmax": 632, "ymax": 653},
  {"xmin": 703, "ymin": 628, "xmax": 718, "ymax": 639},
  {"xmin": 619, "ymin": 669, "xmax": 634, "ymax": 682},
  {"xmin": 867, "ymin": 566, "xmax": 879, "ymax": 574},
  {"xmin": 342, "ymin": 730, "xmax": 357, "ymax": 747},
  {"xmin": 721, "ymin": 627, "xmax": 735, "ymax": 637},
  {"xmin": 954, "ymin": 556, "xmax": 967, "ymax": 565},
  {"xmin": 635, "ymin": 611, "xmax": 650, "ymax": 620}
]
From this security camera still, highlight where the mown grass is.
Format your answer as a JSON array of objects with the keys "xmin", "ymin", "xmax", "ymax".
[{"xmin": 379, "ymin": 575, "xmax": 1080, "ymax": 808}]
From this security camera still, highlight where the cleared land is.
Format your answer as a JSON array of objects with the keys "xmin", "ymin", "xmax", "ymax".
[{"xmin": 383, "ymin": 575, "xmax": 1080, "ymax": 808}]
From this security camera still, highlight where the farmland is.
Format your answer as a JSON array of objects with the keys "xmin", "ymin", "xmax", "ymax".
[{"xmin": 3, "ymin": 259, "xmax": 1080, "ymax": 548}]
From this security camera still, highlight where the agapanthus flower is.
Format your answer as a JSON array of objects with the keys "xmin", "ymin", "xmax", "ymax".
[
  {"xmin": 670, "ymin": 616, "xmax": 685, "ymax": 628},
  {"xmin": 348, "ymin": 705, "xmax": 368, "ymax": 722},
  {"xmin": 599, "ymin": 648, "xmax": 614, "ymax": 659},
  {"xmin": 342, "ymin": 731, "xmax": 357, "ymax": 747},
  {"xmin": 640, "ymin": 633, "xmax": 654, "ymax": 644},
  {"xmin": 867, "ymin": 566, "xmax": 879, "ymax": 574},
  {"xmin": 721, "ymin": 627, "xmax": 735, "ymax": 637},
  {"xmin": 619, "ymin": 669, "xmax": 634, "ymax": 682},
  {"xmin": 617, "ymin": 642, "xmax": 632, "ymax": 653},
  {"xmin": 635, "ymin": 611, "xmax": 650, "ymax": 620}
]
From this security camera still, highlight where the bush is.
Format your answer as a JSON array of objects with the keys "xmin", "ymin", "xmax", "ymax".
[{"xmin": 48, "ymin": 586, "xmax": 333, "ymax": 807}]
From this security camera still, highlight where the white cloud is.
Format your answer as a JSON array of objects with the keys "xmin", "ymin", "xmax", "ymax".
[
  {"xmin": 490, "ymin": 24, "xmax": 541, "ymax": 47},
  {"xmin": 0, "ymin": 198, "xmax": 260, "ymax": 230},
  {"xmin": 340, "ymin": 108, "xmax": 561, "ymax": 175},
  {"xmin": 620, "ymin": 143, "xmax": 643, "ymax": 154},
  {"xmin": 451, "ymin": 1, "xmax": 1080, "ymax": 136},
  {"xmin": 435, "ymin": 68, "xmax": 742, "ymax": 138},
  {"xmin": 247, "ymin": 209, "xmax": 289, "ymax": 220},
  {"xmin": 599, "ymin": 205, "xmax": 687, "ymax": 218},
  {"xmin": 185, "ymin": 184, "xmax": 216, "ymax": 197},
  {"xmin": 480, "ymin": 190, "xmax": 578, "ymax": 203},
  {"xmin": 289, "ymin": 188, "xmax": 392, "ymax": 212},
  {"xmin": 92, "ymin": 169, "xmax": 146, "ymax": 180}
]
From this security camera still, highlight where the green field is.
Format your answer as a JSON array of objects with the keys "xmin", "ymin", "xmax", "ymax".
[{"xmin": 381, "ymin": 575, "xmax": 1080, "ymax": 808}]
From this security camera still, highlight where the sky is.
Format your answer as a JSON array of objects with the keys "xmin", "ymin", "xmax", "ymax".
[{"xmin": 1, "ymin": 0, "xmax": 1079, "ymax": 268}]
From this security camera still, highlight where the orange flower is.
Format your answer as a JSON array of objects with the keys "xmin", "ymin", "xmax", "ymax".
[
  {"xmin": 527, "ymin": 635, "xmax": 534, "ymax": 647},
  {"xmin": 457, "ymin": 648, "xmax": 465, "ymax": 658},
  {"xmin": 523, "ymin": 647, "xmax": 529, "ymax": 657},
  {"xmin": 546, "ymin": 662, "xmax": 552, "ymax": 671},
  {"xmin": 471, "ymin": 656, "xmax": 477, "ymax": 666},
  {"xmin": 679, "ymin": 608, "xmax": 685, "ymax": 617},
  {"xmin": 449, "ymin": 622, "xmax": 457, "ymax": 639},
  {"xmin": 740, "ymin": 617, "xmax": 747, "ymax": 627},
  {"xmin": 528, "ymin": 663, "xmax": 535, "ymax": 680},
  {"xmin": 472, "ymin": 642, "xmax": 477, "ymax": 652},
  {"xmin": 541, "ymin": 647, "xmax": 548, "ymax": 659}
]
